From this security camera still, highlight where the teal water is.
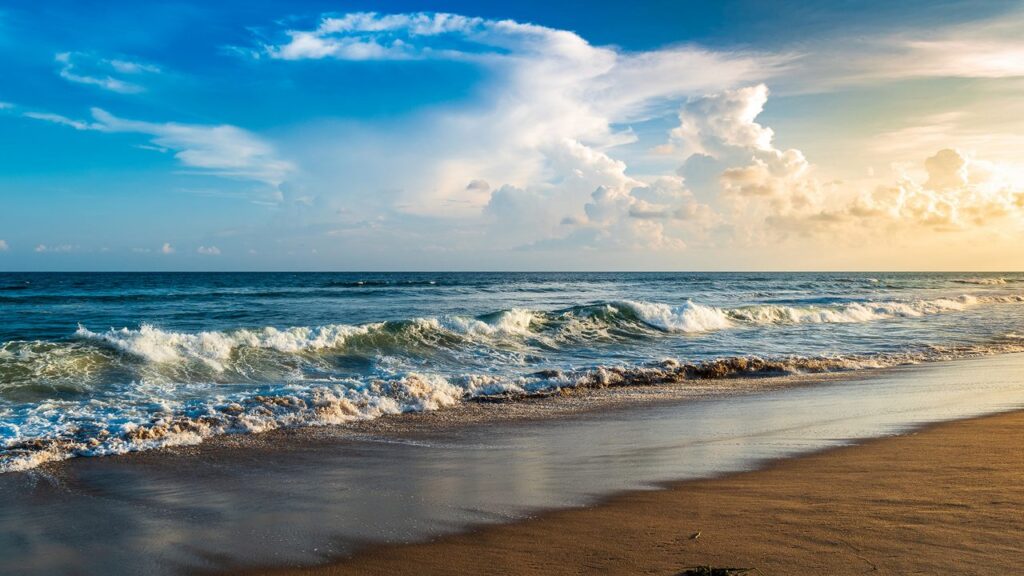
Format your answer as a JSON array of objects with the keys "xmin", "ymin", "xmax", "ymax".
[{"xmin": 2, "ymin": 272, "xmax": 1023, "ymax": 470}]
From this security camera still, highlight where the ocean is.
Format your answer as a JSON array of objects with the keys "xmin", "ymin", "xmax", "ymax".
[{"xmin": 2, "ymin": 271, "xmax": 1024, "ymax": 472}]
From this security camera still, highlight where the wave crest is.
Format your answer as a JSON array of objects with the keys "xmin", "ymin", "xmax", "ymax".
[
  {"xmin": 47, "ymin": 292, "xmax": 1024, "ymax": 375},
  {"xmin": 954, "ymin": 277, "xmax": 1007, "ymax": 285},
  {"xmin": 7, "ymin": 338, "xmax": 1024, "ymax": 473}
]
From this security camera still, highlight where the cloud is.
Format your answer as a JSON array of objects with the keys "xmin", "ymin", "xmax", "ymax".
[
  {"xmin": 161, "ymin": 242, "xmax": 175, "ymax": 254},
  {"xmin": 23, "ymin": 111, "xmax": 98, "ymax": 131},
  {"xmin": 259, "ymin": 10, "xmax": 786, "ymax": 255},
  {"xmin": 0, "ymin": 102, "xmax": 12, "ymax": 110},
  {"xmin": 485, "ymin": 140, "xmax": 717, "ymax": 252},
  {"xmin": 0, "ymin": 240, "xmax": 7, "ymax": 251},
  {"xmin": 843, "ymin": 149, "xmax": 1022, "ymax": 230},
  {"xmin": 924, "ymin": 148, "xmax": 969, "ymax": 191},
  {"xmin": 876, "ymin": 16, "xmax": 1024, "ymax": 80},
  {"xmin": 55, "ymin": 52, "xmax": 160, "ymax": 94},
  {"xmin": 109, "ymin": 59, "xmax": 161, "ymax": 74},
  {"xmin": 16, "ymin": 9, "xmax": 1021, "ymax": 266},
  {"xmin": 34, "ymin": 244, "xmax": 75, "ymax": 253},
  {"xmin": 668, "ymin": 85, "xmax": 824, "ymax": 215},
  {"xmin": 265, "ymin": 13, "xmax": 479, "ymax": 60},
  {"xmin": 667, "ymin": 84, "xmax": 775, "ymax": 157},
  {"xmin": 24, "ymin": 108, "xmax": 292, "ymax": 187},
  {"xmin": 782, "ymin": 12, "xmax": 1024, "ymax": 90},
  {"xmin": 196, "ymin": 245, "xmax": 221, "ymax": 255},
  {"xmin": 663, "ymin": 84, "xmax": 1024, "ymax": 243}
]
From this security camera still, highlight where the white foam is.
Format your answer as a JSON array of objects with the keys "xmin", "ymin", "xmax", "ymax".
[
  {"xmin": 739, "ymin": 296, "xmax": 977, "ymax": 324},
  {"xmin": 617, "ymin": 293, "xmax": 1018, "ymax": 333},
  {"xmin": 955, "ymin": 277, "xmax": 1007, "ymax": 285},
  {"xmin": 619, "ymin": 300, "xmax": 733, "ymax": 333},
  {"xmin": 75, "ymin": 323, "xmax": 378, "ymax": 371},
  {"xmin": 440, "ymin": 308, "xmax": 537, "ymax": 337}
]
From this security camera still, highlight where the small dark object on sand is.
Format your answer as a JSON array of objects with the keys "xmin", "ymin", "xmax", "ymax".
[{"xmin": 678, "ymin": 567, "xmax": 754, "ymax": 576}]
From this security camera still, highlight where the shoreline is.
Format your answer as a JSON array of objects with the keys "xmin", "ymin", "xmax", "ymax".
[
  {"xmin": 238, "ymin": 408, "xmax": 1024, "ymax": 576},
  {"xmin": 30, "ymin": 365, "xmax": 847, "ymax": 477},
  {"xmin": 19, "ymin": 349, "xmax": 1010, "ymax": 480},
  {"xmin": 4, "ymin": 353, "xmax": 1024, "ymax": 575}
]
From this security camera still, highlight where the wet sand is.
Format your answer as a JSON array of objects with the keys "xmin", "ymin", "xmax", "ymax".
[{"xmin": 247, "ymin": 409, "xmax": 1024, "ymax": 576}]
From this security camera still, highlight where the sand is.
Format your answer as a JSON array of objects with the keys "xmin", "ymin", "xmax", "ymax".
[{"xmin": 243, "ymin": 409, "xmax": 1024, "ymax": 576}]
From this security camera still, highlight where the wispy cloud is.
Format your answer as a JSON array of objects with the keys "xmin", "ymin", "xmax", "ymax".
[
  {"xmin": 196, "ymin": 245, "xmax": 221, "ymax": 255},
  {"xmin": 264, "ymin": 12, "xmax": 483, "ymax": 61},
  {"xmin": 780, "ymin": 11, "xmax": 1024, "ymax": 91},
  {"xmin": 24, "ymin": 108, "xmax": 292, "ymax": 187},
  {"xmin": 34, "ymin": 244, "xmax": 76, "ymax": 253},
  {"xmin": 55, "ymin": 52, "xmax": 161, "ymax": 94},
  {"xmin": 23, "ymin": 111, "xmax": 98, "ymax": 130},
  {"xmin": 0, "ymin": 240, "xmax": 8, "ymax": 252}
]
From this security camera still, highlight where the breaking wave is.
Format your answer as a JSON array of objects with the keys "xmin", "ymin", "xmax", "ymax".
[
  {"xmin": 0, "ymin": 292, "xmax": 1008, "ymax": 384},
  {"xmin": 5, "ymin": 338, "xmax": 1024, "ymax": 473},
  {"xmin": 3, "ymin": 289, "xmax": 1024, "ymax": 473},
  {"xmin": 954, "ymin": 277, "xmax": 1008, "ymax": 285},
  {"xmin": 324, "ymin": 279, "xmax": 439, "ymax": 288},
  {"xmin": 73, "ymin": 292, "xmax": 1024, "ymax": 359}
]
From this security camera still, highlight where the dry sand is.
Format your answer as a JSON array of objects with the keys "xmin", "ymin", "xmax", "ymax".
[{"xmin": 242, "ymin": 409, "xmax": 1024, "ymax": 576}]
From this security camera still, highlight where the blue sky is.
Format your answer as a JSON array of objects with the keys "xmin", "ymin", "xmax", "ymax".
[{"xmin": 1, "ymin": 1, "xmax": 1023, "ymax": 270}]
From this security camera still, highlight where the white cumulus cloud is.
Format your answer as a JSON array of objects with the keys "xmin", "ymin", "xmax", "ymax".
[
  {"xmin": 261, "ymin": 11, "xmax": 787, "ymax": 254},
  {"xmin": 655, "ymin": 82, "xmax": 1024, "ymax": 248}
]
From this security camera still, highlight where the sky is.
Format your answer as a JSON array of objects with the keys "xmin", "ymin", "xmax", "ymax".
[{"xmin": 1, "ymin": 0, "xmax": 1023, "ymax": 271}]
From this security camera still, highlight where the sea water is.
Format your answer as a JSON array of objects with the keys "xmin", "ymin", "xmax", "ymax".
[{"xmin": 2, "ymin": 271, "xmax": 1023, "ymax": 471}]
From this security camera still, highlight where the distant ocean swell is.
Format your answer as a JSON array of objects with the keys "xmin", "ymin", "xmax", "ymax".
[{"xmin": 2, "ymin": 292, "xmax": 1024, "ymax": 472}]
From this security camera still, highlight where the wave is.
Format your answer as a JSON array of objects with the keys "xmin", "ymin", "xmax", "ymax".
[
  {"xmin": 954, "ymin": 277, "xmax": 1008, "ymax": 285},
  {"xmin": 3, "ymin": 290, "xmax": 1023, "ymax": 472},
  {"xmin": 19, "ymin": 292, "xmax": 1017, "ymax": 378},
  {"xmin": 618, "ymin": 301, "xmax": 733, "ymax": 332},
  {"xmin": 3, "ymin": 292, "xmax": 1014, "ymax": 393},
  {"xmin": 71, "ymin": 308, "xmax": 539, "ymax": 373},
  {"xmin": 324, "ymin": 279, "xmax": 439, "ymax": 288},
  {"xmin": 621, "ymin": 293, "xmax": 1023, "ymax": 332},
  {"xmin": 5, "ymin": 338, "xmax": 1024, "ymax": 473}
]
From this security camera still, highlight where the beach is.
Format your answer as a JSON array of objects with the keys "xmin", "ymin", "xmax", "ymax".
[
  {"xmin": 2, "ymin": 273, "xmax": 1024, "ymax": 575},
  {"xmin": 6, "ymin": 0, "xmax": 1024, "ymax": 572},
  {"xmin": 2, "ymin": 352, "xmax": 1024, "ymax": 574},
  {"xmin": 250, "ymin": 409, "xmax": 1024, "ymax": 576}
]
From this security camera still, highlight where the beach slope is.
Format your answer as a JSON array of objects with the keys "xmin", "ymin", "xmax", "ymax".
[{"xmin": 249, "ymin": 410, "xmax": 1024, "ymax": 576}]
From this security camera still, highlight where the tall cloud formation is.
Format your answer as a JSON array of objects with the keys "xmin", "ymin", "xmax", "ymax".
[
  {"xmin": 253, "ymin": 11, "xmax": 1024, "ymax": 259},
  {"xmin": 260, "ymin": 11, "xmax": 785, "ymax": 251}
]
